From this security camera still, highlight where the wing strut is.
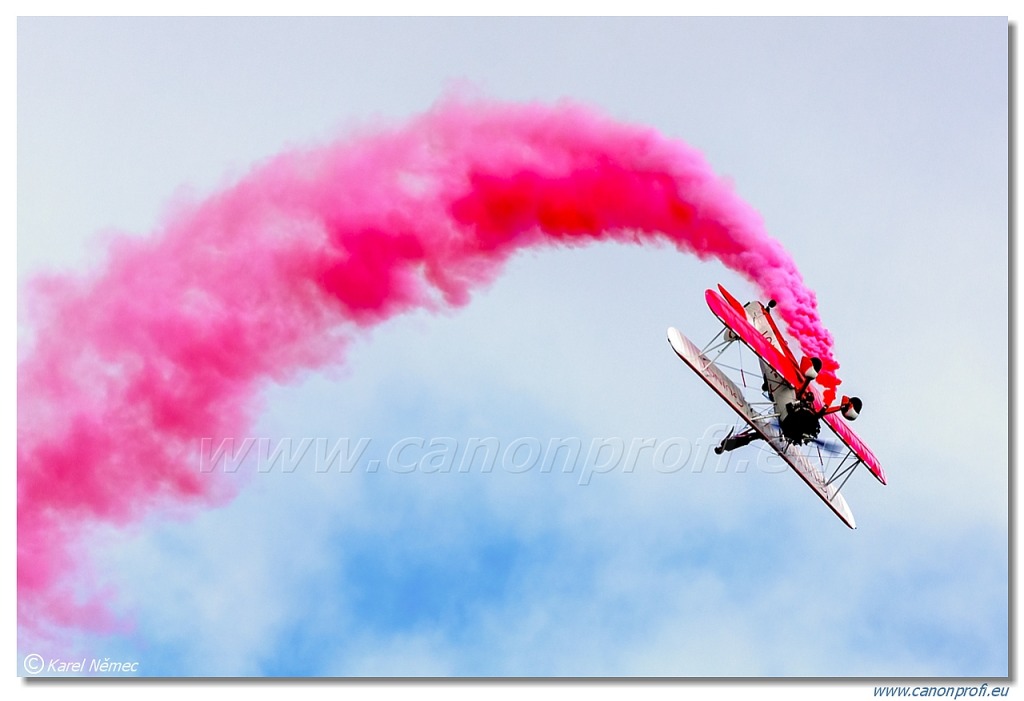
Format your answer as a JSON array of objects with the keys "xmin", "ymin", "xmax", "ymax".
[{"xmin": 825, "ymin": 450, "xmax": 861, "ymax": 496}]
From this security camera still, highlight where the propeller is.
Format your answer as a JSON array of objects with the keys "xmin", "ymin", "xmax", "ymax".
[
  {"xmin": 811, "ymin": 436, "xmax": 846, "ymax": 456},
  {"xmin": 768, "ymin": 419, "xmax": 844, "ymax": 455}
]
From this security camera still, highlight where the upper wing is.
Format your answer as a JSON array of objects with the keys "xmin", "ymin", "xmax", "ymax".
[
  {"xmin": 704, "ymin": 287, "xmax": 802, "ymax": 388},
  {"xmin": 708, "ymin": 286, "xmax": 886, "ymax": 487}
]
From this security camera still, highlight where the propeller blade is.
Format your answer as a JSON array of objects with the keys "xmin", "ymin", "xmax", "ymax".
[
  {"xmin": 768, "ymin": 419, "xmax": 844, "ymax": 455},
  {"xmin": 812, "ymin": 437, "xmax": 845, "ymax": 455}
]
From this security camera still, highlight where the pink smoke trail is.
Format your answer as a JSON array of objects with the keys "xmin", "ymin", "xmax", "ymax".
[{"xmin": 18, "ymin": 96, "xmax": 840, "ymax": 634}]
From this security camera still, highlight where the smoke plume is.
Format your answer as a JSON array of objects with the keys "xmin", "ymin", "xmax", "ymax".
[{"xmin": 18, "ymin": 96, "xmax": 839, "ymax": 633}]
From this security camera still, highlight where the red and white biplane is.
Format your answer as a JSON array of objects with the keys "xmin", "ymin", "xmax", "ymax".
[{"xmin": 667, "ymin": 284, "xmax": 885, "ymax": 528}]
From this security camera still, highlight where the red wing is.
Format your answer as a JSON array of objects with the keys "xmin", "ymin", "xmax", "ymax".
[
  {"xmin": 708, "ymin": 286, "xmax": 886, "ymax": 487},
  {"xmin": 704, "ymin": 288, "xmax": 802, "ymax": 388},
  {"xmin": 825, "ymin": 414, "xmax": 886, "ymax": 484},
  {"xmin": 810, "ymin": 385, "xmax": 887, "ymax": 485}
]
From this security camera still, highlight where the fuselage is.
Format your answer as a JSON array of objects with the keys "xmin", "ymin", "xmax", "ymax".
[{"xmin": 743, "ymin": 301, "xmax": 823, "ymax": 446}]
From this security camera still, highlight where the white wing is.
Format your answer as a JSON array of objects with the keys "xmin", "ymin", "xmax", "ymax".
[{"xmin": 668, "ymin": 327, "xmax": 856, "ymax": 529}]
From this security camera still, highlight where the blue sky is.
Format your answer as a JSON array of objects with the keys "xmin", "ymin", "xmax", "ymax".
[{"xmin": 15, "ymin": 15, "xmax": 1009, "ymax": 682}]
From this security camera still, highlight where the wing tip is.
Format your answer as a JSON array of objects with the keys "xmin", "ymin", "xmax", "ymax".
[
  {"xmin": 717, "ymin": 284, "xmax": 747, "ymax": 315},
  {"xmin": 840, "ymin": 506, "xmax": 858, "ymax": 530}
]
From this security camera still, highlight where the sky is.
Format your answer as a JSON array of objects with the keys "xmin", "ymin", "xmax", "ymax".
[{"xmin": 14, "ymin": 14, "xmax": 1009, "ymax": 686}]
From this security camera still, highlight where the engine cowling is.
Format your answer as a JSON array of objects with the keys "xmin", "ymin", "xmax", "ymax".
[{"xmin": 841, "ymin": 396, "xmax": 862, "ymax": 421}]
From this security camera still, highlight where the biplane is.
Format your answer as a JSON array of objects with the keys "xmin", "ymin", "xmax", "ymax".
[{"xmin": 667, "ymin": 285, "xmax": 885, "ymax": 528}]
